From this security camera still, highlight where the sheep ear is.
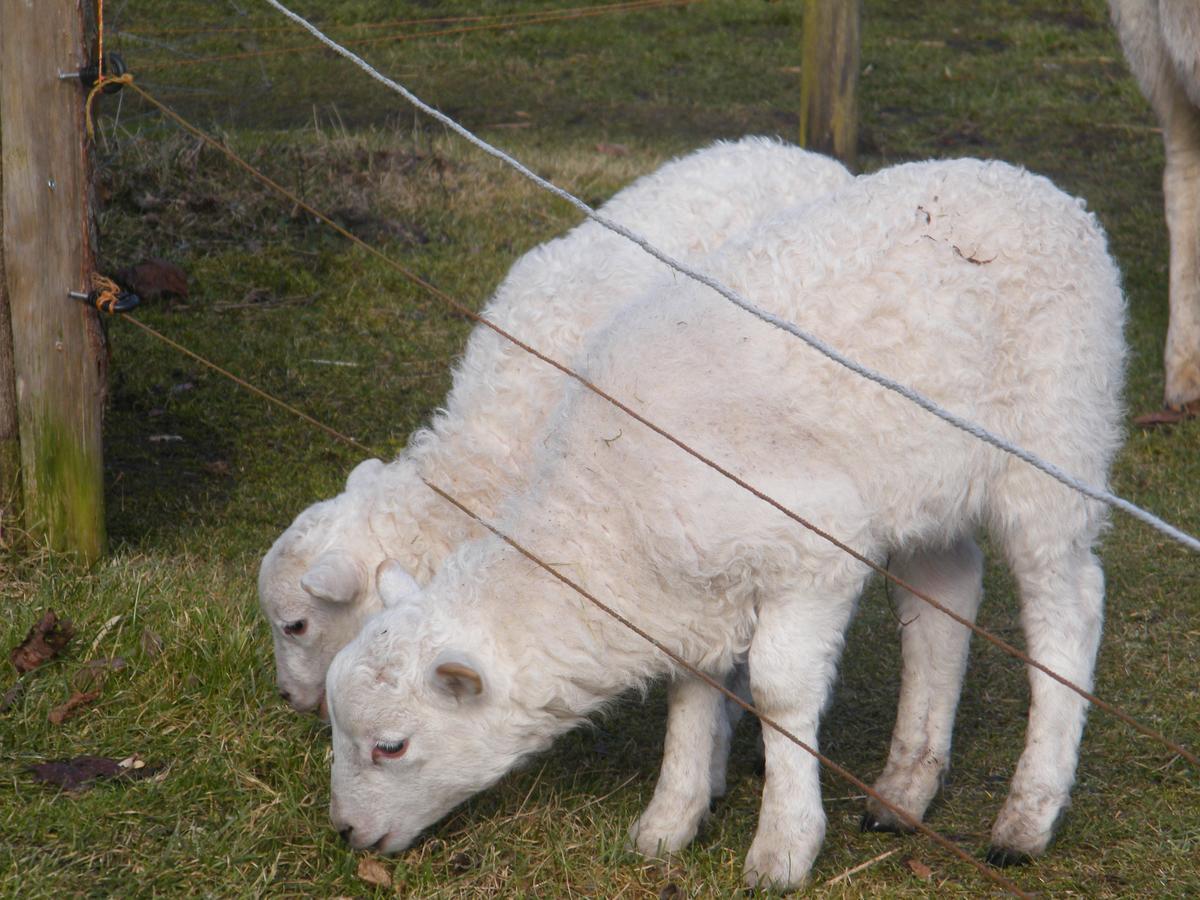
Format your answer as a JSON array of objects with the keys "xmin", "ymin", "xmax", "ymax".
[
  {"xmin": 300, "ymin": 551, "xmax": 364, "ymax": 604},
  {"xmin": 431, "ymin": 654, "xmax": 484, "ymax": 701},
  {"xmin": 376, "ymin": 559, "xmax": 421, "ymax": 609},
  {"xmin": 345, "ymin": 458, "xmax": 384, "ymax": 493}
]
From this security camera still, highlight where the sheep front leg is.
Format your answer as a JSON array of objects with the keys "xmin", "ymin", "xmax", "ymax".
[
  {"xmin": 1162, "ymin": 103, "xmax": 1200, "ymax": 409},
  {"xmin": 628, "ymin": 672, "xmax": 727, "ymax": 856},
  {"xmin": 863, "ymin": 537, "xmax": 983, "ymax": 831},
  {"xmin": 744, "ymin": 576, "xmax": 863, "ymax": 891}
]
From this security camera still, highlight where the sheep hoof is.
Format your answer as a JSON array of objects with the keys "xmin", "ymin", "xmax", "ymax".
[
  {"xmin": 985, "ymin": 846, "xmax": 1032, "ymax": 868},
  {"xmin": 859, "ymin": 805, "xmax": 917, "ymax": 834},
  {"xmin": 860, "ymin": 812, "xmax": 900, "ymax": 834}
]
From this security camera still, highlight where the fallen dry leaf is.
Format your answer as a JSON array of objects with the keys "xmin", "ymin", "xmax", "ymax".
[
  {"xmin": 141, "ymin": 627, "xmax": 165, "ymax": 658},
  {"xmin": 357, "ymin": 856, "xmax": 392, "ymax": 887},
  {"xmin": 595, "ymin": 142, "xmax": 630, "ymax": 157},
  {"xmin": 112, "ymin": 258, "xmax": 189, "ymax": 302},
  {"xmin": 904, "ymin": 857, "xmax": 934, "ymax": 881},
  {"xmin": 88, "ymin": 615, "xmax": 123, "ymax": 656},
  {"xmin": 10, "ymin": 611, "xmax": 74, "ymax": 674},
  {"xmin": 0, "ymin": 681, "xmax": 25, "ymax": 713},
  {"xmin": 134, "ymin": 193, "xmax": 164, "ymax": 212},
  {"xmin": 241, "ymin": 287, "xmax": 274, "ymax": 305},
  {"xmin": 28, "ymin": 755, "xmax": 160, "ymax": 791},
  {"xmin": 48, "ymin": 689, "xmax": 102, "ymax": 725},
  {"xmin": 72, "ymin": 657, "xmax": 127, "ymax": 693}
]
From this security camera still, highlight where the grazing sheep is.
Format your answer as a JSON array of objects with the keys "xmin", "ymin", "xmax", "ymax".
[
  {"xmin": 1110, "ymin": 0, "xmax": 1200, "ymax": 412},
  {"xmin": 325, "ymin": 158, "xmax": 1126, "ymax": 890},
  {"xmin": 258, "ymin": 138, "xmax": 853, "ymax": 715}
]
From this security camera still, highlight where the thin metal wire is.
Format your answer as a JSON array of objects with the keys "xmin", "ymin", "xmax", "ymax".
[
  {"xmin": 265, "ymin": 0, "xmax": 1200, "ymax": 557},
  {"xmin": 122, "ymin": 80, "xmax": 1199, "ymax": 770}
]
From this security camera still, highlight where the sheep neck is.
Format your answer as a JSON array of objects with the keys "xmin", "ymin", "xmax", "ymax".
[{"xmin": 458, "ymin": 528, "xmax": 672, "ymax": 734}]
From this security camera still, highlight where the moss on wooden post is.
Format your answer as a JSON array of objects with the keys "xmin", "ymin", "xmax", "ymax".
[{"xmin": 800, "ymin": 0, "xmax": 862, "ymax": 170}]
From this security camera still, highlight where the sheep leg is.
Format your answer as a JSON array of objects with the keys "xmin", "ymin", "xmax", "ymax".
[
  {"xmin": 628, "ymin": 671, "xmax": 728, "ymax": 856},
  {"xmin": 988, "ymin": 545, "xmax": 1105, "ymax": 865},
  {"xmin": 863, "ymin": 537, "xmax": 984, "ymax": 831},
  {"xmin": 710, "ymin": 661, "xmax": 752, "ymax": 799},
  {"xmin": 743, "ymin": 574, "xmax": 864, "ymax": 891},
  {"xmin": 1161, "ymin": 99, "xmax": 1200, "ymax": 409}
]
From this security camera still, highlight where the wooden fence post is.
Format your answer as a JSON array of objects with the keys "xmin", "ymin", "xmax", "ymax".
[
  {"xmin": 800, "ymin": 0, "xmax": 861, "ymax": 170},
  {"xmin": 0, "ymin": 0, "xmax": 108, "ymax": 561},
  {"xmin": 0, "ymin": 170, "xmax": 18, "ymax": 547}
]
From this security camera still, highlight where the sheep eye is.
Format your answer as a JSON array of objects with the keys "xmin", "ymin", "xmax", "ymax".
[
  {"xmin": 283, "ymin": 619, "xmax": 306, "ymax": 636},
  {"xmin": 372, "ymin": 739, "xmax": 408, "ymax": 762}
]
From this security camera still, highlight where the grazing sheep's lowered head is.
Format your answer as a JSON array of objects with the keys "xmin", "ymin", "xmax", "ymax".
[
  {"xmin": 326, "ymin": 564, "xmax": 538, "ymax": 853},
  {"xmin": 258, "ymin": 459, "xmax": 422, "ymax": 714}
]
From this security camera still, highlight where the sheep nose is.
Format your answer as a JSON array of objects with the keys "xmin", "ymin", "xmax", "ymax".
[
  {"xmin": 339, "ymin": 826, "xmax": 354, "ymax": 844},
  {"xmin": 278, "ymin": 689, "xmax": 292, "ymax": 704}
]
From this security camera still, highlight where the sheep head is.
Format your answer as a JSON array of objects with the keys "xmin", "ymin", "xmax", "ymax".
[
  {"xmin": 325, "ymin": 580, "xmax": 537, "ymax": 854},
  {"xmin": 258, "ymin": 457, "xmax": 421, "ymax": 715}
]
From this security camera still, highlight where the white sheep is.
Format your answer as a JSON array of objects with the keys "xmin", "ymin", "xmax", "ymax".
[
  {"xmin": 258, "ymin": 138, "xmax": 853, "ymax": 715},
  {"xmin": 1110, "ymin": 0, "xmax": 1200, "ymax": 411},
  {"xmin": 325, "ymin": 157, "xmax": 1126, "ymax": 891}
]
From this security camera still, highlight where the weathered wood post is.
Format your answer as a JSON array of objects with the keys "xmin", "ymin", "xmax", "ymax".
[
  {"xmin": 0, "ymin": 0, "xmax": 108, "ymax": 560},
  {"xmin": 800, "ymin": 0, "xmax": 862, "ymax": 170},
  {"xmin": 0, "ymin": 182, "xmax": 18, "ymax": 547}
]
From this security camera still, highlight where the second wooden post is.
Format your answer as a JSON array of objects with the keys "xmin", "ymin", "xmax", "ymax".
[{"xmin": 800, "ymin": 0, "xmax": 862, "ymax": 170}]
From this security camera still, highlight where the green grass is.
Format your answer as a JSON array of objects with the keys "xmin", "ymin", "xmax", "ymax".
[{"xmin": 3, "ymin": 0, "xmax": 1199, "ymax": 895}]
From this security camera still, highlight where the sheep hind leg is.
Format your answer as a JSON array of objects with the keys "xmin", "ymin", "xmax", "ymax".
[
  {"xmin": 987, "ymin": 543, "xmax": 1105, "ymax": 865},
  {"xmin": 862, "ymin": 536, "xmax": 984, "ymax": 833},
  {"xmin": 743, "ymin": 569, "xmax": 866, "ymax": 891},
  {"xmin": 1162, "ymin": 100, "xmax": 1200, "ymax": 410},
  {"xmin": 709, "ymin": 661, "xmax": 752, "ymax": 800},
  {"xmin": 628, "ymin": 671, "xmax": 728, "ymax": 857}
]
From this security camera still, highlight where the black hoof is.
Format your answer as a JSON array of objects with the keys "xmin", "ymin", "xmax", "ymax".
[
  {"xmin": 860, "ymin": 811, "xmax": 912, "ymax": 834},
  {"xmin": 860, "ymin": 812, "xmax": 890, "ymax": 833},
  {"xmin": 986, "ymin": 846, "xmax": 1032, "ymax": 868}
]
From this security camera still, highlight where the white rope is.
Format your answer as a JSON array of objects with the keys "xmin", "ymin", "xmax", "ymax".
[{"xmin": 264, "ymin": 0, "xmax": 1200, "ymax": 555}]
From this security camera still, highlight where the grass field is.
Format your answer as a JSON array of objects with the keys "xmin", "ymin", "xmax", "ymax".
[{"xmin": 2, "ymin": 0, "xmax": 1199, "ymax": 895}]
